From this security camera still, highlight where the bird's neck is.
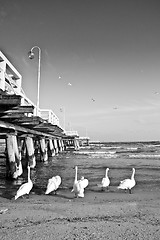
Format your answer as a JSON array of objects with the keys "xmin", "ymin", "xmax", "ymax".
[
  {"xmin": 131, "ymin": 170, "xmax": 135, "ymax": 180},
  {"xmin": 75, "ymin": 167, "xmax": 78, "ymax": 182},
  {"xmin": 105, "ymin": 169, "xmax": 108, "ymax": 178},
  {"xmin": 28, "ymin": 167, "xmax": 31, "ymax": 182}
]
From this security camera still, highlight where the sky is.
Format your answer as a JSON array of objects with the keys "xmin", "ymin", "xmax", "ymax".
[{"xmin": 1, "ymin": 0, "xmax": 160, "ymax": 142}]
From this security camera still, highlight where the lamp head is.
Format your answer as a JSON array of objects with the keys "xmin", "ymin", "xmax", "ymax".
[{"xmin": 28, "ymin": 51, "xmax": 34, "ymax": 59}]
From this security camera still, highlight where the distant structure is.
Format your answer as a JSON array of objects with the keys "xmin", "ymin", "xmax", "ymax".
[{"xmin": 79, "ymin": 136, "xmax": 90, "ymax": 146}]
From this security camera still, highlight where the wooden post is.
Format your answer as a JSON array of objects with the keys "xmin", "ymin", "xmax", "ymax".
[
  {"xmin": 40, "ymin": 138, "xmax": 48, "ymax": 161},
  {"xmin": 58, "ymin": 139, "xmax": 63, "ymax": 152},
  {"xmin": 34, "ymin": 139, "xmax": 40, "ymax": 160},
  {"xmin": 48, "ymin": 139, "xmax": 55, "ymax": 157},
  {"xmin": 25, "ymin": 136, "xmax": 36, "ymax": 168},
  {"xmin": 20, "ymin": 138, "xmax": 27, "ymax": 159},
  {"xmin": 75, "ymin": 139, "xmax": 80, "ymax": 150},
  {"xmin": 61, "ymin": 140, "xmax": 65, "ymax": 151},
  {"xmin": 0, "ymin": 59, "xmax": 6, "ymax": 91},
  {"xmin": 53, "ymin": 139, "xmax": 58, "ymax": 154},
  {"xmin": 63, "ymin": 140, "xmax": 67, "ymax": 150},
  {"xmin": 5, "ymin": 134, "xmax": 17, "ymax": 179},
  {"xmin": 13, "ymin": 135, "xmax": 23, "ymax": 177},
  {"xmin": 18, "ymin": 138, "xmax": 28, "ymax": 169}
]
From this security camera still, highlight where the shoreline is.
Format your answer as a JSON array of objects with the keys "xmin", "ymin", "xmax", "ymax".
[{"xmin": 1, "ymin": 188, "xmax": 160, "ymax": 239}]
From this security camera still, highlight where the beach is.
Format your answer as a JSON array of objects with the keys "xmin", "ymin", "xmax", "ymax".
[
  {"xmin": 1, "ymin": 142, "xmax": 160, "ymax": 239},
  {"xmin": 1, "ymin": 187, "xmax": 160, "ymax": 240}
]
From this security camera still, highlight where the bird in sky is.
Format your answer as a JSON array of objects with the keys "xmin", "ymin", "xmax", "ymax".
[
  {"xmin": 91, "ymin": 98, "xmax": 95, "ymax": 102},
  {"xmin": 58, "ymin": 76, "xmax": 62, "ymax": 79},
  {"xmin": 154, "ymin": 91, "xmax": 159, "ymax": 95},
  {"xmin": 68, "ymin": 82, "xmax": 72, "ymax": 86}
]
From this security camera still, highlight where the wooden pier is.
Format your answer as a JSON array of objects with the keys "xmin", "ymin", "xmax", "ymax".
[{"xmin": 0, "ymin": 50, "xmax": 80, "ymax": 179}]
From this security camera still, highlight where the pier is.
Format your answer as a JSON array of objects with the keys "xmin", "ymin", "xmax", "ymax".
[{"xmin": 0, "ymin": 50, "xmax": 81, "ymax": 179}]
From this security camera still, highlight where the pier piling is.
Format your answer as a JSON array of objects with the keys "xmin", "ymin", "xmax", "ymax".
[{"xmin": 25, "ymin": 136, "xmax": 36, "ymax": 168}]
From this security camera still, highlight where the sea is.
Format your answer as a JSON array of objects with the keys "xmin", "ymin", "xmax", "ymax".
[{"xmin": 0, "ymin": 141, "xmax": 160, "ymax": 198}]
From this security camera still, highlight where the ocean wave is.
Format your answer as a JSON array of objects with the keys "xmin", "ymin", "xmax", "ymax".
[
  {"xmin": 76, "ymin": 150, "xmax": 118, "ymax": 158},
  {"xmin": 126, "ymin": 147, "xmax": 138, "ymax": 150},
  {"xmin": 78, "ymin": 150, "xmax": 116, "ymax": 155},
  {"xmin": 129, "ymin": 154, "xmax": 160, "ymax": 159},
  {"xmin": 89, "ymin": 154, "xmax": 118, "ymax": 159},
  {"xmin": 101, "ymin": 146, "xmax": 122, "ymax": 150}
]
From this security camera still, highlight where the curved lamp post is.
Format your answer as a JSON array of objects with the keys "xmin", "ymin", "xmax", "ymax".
[
  {"xmin": 60, "ymin": 107, "xmax": 66, "ymax": 131},
  {"xmin": 28, "ymin": 46, "xmax": 41, "ymax": 116}
]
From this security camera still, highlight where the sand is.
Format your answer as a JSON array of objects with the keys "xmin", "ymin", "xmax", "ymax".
[{"xmin": 0, "ymin": 187, "xmax": 160, "ymax": 240}]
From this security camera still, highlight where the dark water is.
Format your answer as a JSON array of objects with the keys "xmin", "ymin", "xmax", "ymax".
[{"xmin": 0, "ymin": 141, "xmax": 160, "ymax": 198}]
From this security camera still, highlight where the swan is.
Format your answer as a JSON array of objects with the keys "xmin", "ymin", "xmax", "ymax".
[
  {"xmin": 45, "ymin": 175, "xmax": 61, "ymax": 195},
  {"xmin": 117, "ymin": 168, "xmax": 136, "ymax": 194},
  {"xmin": 71, "ymin": 166, "xmax": 88, "ymax": 198},
  {"xmin": 79, "ymin": 176, "xmax": 89, "ymax": 189},
  {"xmin": 15, "ymin": 165, "xmax": 33, "ymax": 200},
  {"xmin": 98, "ymin": 168, "xmax": 110, "ymax": 191}
]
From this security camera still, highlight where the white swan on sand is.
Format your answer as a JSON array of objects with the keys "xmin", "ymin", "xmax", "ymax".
[
  {"xmin": 117, "ymin": 168, "xmax": 136, "ymax": 194},
  {"xmin": 45, "ymin": 175, "xmax": 61, "ymax": 195},
  {"xmin": 80, "ymin": 176, "xmax": 89, "ymax": 189},
  {"xmin": 71, "ymin": 166, "xmax": 89, "ymax": 198},
  {"xmin": 98, "ymin": 168, "xmax": 110, "ymax": 191},
  {"xmin": 15, "ymin": 165, "xmax": 33, "ymax": 200}
]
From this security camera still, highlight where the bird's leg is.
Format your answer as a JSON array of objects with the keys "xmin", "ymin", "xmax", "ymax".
[
  {"xmin": 54, "ymin": 190, "xmax": 57, "ymax": 195},
  {"xmin": 129, "ymin": 189, "xmax": 132, "ymax": 194},
  {"xmin": 101, "ymin": 187, "xmax": 104, "ymax": 192}
]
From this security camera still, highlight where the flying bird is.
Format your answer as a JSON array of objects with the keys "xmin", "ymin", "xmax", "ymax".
[
  {"xmin": 68, "ymin": 82, "xmax": 72, "ymax": 86},
  {"xmin": 91, "ymin": 98, "xmax": 95, "ymax": 102}
]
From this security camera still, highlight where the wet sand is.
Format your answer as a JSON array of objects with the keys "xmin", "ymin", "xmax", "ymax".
[{"xmin": 0, "ymin": 187, "xmax": 160, "ymax": 240}]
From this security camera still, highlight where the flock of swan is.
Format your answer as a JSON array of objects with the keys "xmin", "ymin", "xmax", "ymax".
[{"xmin": 14, "ymin": 166, "xmax": 136, "ymax": 200}]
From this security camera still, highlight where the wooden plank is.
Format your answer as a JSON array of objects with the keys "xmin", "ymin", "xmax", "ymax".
[
  {"xmin": 7, "ymin": 116, "xmax": 45, "ymax": 125},
  {"xmin": 34, "ymin": 123, "xmax": 63, "ymax": 132},
  {"xmin": 0, "ymin": 113, "xmax": 25, "ymax": 119},
  {"xmin": 0, "ymin": 94, "xmax": 21, "ymax": 106},
  {"xmin": 0, "ymin": 106, "xmax": 34, "ymax": 114},
  {"xmin": 0, "ymin": 120, "xmax": 62, "ymax": 138}
]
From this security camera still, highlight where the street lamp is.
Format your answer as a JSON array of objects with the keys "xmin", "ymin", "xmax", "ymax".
[
  {"xmin": 28, "ymin": 46, "xmax": 41, "ymax": 116},
  {"xmin": 60, "ymin": 107, "xmax": 66, "ymax": 131}
]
